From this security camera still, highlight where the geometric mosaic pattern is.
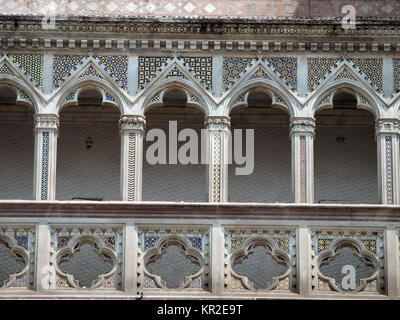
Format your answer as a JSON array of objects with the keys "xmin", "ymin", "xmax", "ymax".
[
  {"xmin": 94, "ymin": 56, "xmax": 128, "ymax": 90},
  {"xmin": 40, "ymin": 132, "xmax": 50, "ymax": 201},
  {"xmin": 0, "ymin": 62, "xmax": 15, "ymax": 76},
  {"xmin": 53, "ymin": 55, "xmax": 88, "ymax": 88},
  {"xmin": 385, "ymin": 136, "xmax": 393, "ymax": 204},
  {"xmin": 80, "ymin": 65, "xmax": 103, "ymax": 79},
  {"xmin": 265, "ymin": 57, "xmax": 297, "ymax": 91},
  {"xmin": 138, "ymin": 56, "xmax": 171, "ymax": 89},
  {"xmin": 393, "ymin": 58, "xmax": 400, "ymax": 93},
  {"xmin": 346, "ymin": 58, "xmax": 383, "ymax": 93},
  {"xmin": 334, "ymin": 67, "xmax": 356, "ymax": 81},
  {"xmin": 188, "ymin": 236, "xmax": 203, "ymax": 251},
  {"xmin": 165, "ymin": 66, "xmax": 185, "ymax": 79},
  {"xmin": 127, "ymin": 133, "xmax": 136, "ymax": 201},
  {"xmin": 249, "ymin": 67, "xmax": 271, "ymax": 80},
  {"xmin": 308, "ymin": 58, "xmax": 343, "ymax": 91},
  {"xmin": 180, "ymin": 57, "xmax": 212, "ymax": 90},
  {"xmin": 13, "ymin": 54, "xmax": 43, "ymax": 89},
  {"xmin": 223, "ymin": 57, "xmax": 254, "ymax": 90}
]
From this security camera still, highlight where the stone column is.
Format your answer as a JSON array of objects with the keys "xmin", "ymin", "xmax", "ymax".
[
  {"xmin": 290, "ymin": 117, "xmax": 315, "ymax": 203},
  {"xmin": 120, "ymin": 115, "xmax": 146, "ymax": 201},
  {"xmin": 375, "ymin": 119, "xmax": 400, "ymax": 204},
  {"xmin": 204, "ymin": 116, "xmax": 231, "ymax": 202},
  {"xmin": 33, "ymin": 114, "xmax": 59, "ymax": 201}
]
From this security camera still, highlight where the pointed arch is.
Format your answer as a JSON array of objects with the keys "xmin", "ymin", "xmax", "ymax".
[
  {"xmin": 225, "ymin": 79, "xmax": 297, "ymax": 117},
  {"xmin": 140, "ymin": 77, "xmax": 214, "ymax": 116},
  {"xmin": 54, "ymin": 77, "xmax": 127, "ymax": 115},
  {"xmin": 0, "ymin": 76, "xmax": 41, "ymax": 113},
  {"xmin": 310, "ymin": 80, "xmax": 383, "ymax": 118}
]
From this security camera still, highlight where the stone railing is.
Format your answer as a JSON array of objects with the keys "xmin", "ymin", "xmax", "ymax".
[{"xmin": 0, "ymin": 201, "xmax": 399, "ymax": 299}]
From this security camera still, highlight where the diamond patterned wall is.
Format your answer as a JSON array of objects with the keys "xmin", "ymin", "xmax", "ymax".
[
  {"xmin": 56, "ymin": 121, "xmax": 120, "ymax": 201},
  {"xmin": 314, "ymin": 124, "xmax": 378, "ymax": 204},
  {"xmin": 142, "ymin": 124, "xmax": 207, "ymax": 202},
  {"xmin": 0, "ymin": 115, "xmax": 34, "ymax": 200},
  {"xmin": 228, "ymin": 125, "xmax": 292, "ymax": 203}
]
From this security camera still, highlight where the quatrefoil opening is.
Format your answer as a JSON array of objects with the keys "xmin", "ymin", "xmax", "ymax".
[
  {"xmin": 55, "ymin": 234, "xmax": 117, "ymax": 289},
  {"xmin": 0, "ymin": 234, "xmax": 29, "ymax": 288},
  {"xmin": 317, "ymin": 238, "xmax": 379, "ymax": 293},
  {"xmin": 230, "ymin": 237, "xmax": 291, "ymax": 291},
  {"xmin": 143, "ymin": 236, "xmax": 204, "ymax": 289}
]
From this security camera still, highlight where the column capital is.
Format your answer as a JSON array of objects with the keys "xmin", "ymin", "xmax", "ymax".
[
  {"xmin": 204, "ymin": 115, "xmax": 231, "ymax": 130},
  {"xmin": 289, "ymin": 117, "xmax": 316, "ymax": 136},
  {"xmin": 34, "ymin": 114, "xmax": 59, "ymax": 131},
  {"xmin": 119, "ymin": 115, "xmax": 146, "ymax": 132},
  {"xmin": 375, "ymin": 118, "xmax": 400, "ymax": 136}
]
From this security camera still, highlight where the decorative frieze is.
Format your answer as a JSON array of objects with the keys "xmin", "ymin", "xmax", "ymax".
[
  {"xmin": 204, "ymin": 116, "xmax": 231, "ymax": 130},
  {"xmin": 34, "ymin": 114, "xmax": 60, "ymax": 131},
  {"xmin": 375, "ymin": 119, "xmax": 400, "ymax": 136},
  {"xmin": 289, "ymin": 117, "xmax": 316, "ymax": 136},
  {"xmin": 119, "ymin": 115, "xmax": 146, "ymax": 132}
]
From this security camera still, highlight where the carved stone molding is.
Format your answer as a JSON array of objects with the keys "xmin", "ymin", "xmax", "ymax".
[
  {"xmin": 204, "ymin": 116, "xmax": 231, "ymax": 130},
  {"xmin": 290, "ymin": 117, "xmax": 316, "ymax": 135},
  {"xmin": 119, "ymin": 115, "xmax": 146, "ymax": 132},
  {"xmin": 33, "ymin": 114, "xmax": 60, "ymax": 131},
  {"xmin": 375, "ymin": 119, "xmax": 400, "ymax": 136}
]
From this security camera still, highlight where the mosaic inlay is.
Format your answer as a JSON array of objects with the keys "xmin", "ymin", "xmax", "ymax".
[
  {"xmin": 231, "ymin": 238, "xmax": 243, "ymax": 251},
  {"xmin": 385, "ymin": 136, "xmax": 393, "ymax": 204},
  {"xmin": 347, "ymin": 58, "xmax": 383, "ymax": 93},
  {"xmin": 223, "ymin": 57, "xmax": 254, "ymax": 90},
  {"xmin": 138, "ymin": 57, "xmax": 170, "ymax": 89},
  {"xmin": 188, "ymin": 236, "xmax": 203, "ymax": 251},
  {"xmin": 101, "ymin": 235, "xmax": 116, "ymax": 249},
  {"xmin": 181, "ymin": 57, "xmax": 212, "ymax": 90},
  {"xmin": 144, "ymin": 236, "xmax": 159, "ymax": 250},
  {"xmin": 300, "ymin": 136, "xmax": 306, "ymax": 202},
  {"xmin": 393, "ymin": 58, "xmax": 400, "ymax": 93},
  {"xmin": 17, "ymin": 89, "xmax": 31, "ymax": 103},
  {"xmin": 317, "ymin": 238, "xmax": 332, "ymax": 253},
  {"xmin": 334, "ymin": 67, "xmax": 356, "ymax": 81},
  {"xmin": 40, "ymin": 132, "xmax": 49, "ymax": 201},
  {"xmin": 65, "ymin": 92, "xmax": 75, "ymax": 101},
  {"xmin": 213, "ymin": 135, "xmax": 222, "ymax": 201},
  {"xmin": 275, "ymin": 238, "xmax": 290, "ymax": 253},
  {"xmin": 249, "ymin": 67, "xmax": 271, "ymax": 80},
  {"xmin": 127, "ymin": 133, "xmax": 136, "ymax": 201},
  {"xmin": 13, "ymin": 54, "xmax": 43, "ymax": 89},
  {"xmin": 94, "ymin": 56, "xmax": 128, "ymax": 90},
  {"xmin": 165, "ymin": 66, "xmax": 185, "ymax": 79},
  {"xmin": 359, "ymin": 95, "xmax": 371, "ymax": 105},
  {"xmin": 15, "ymin": 236, "xmax": 28, "ymax": 249},
  {"xmin": 265, "ymin": 57, "xmax": 297, "ymax": 91},
  {"xmin": 0, "ymin": 62, "xmax": 15, "ymax": 76},
  {"xmin": 362, "ymin": 239, "xmax": 377, "ymax": 254},
  {"xmin": 80, "ymin": 65, "xmax": 103, "ymax": 79},
  {"xmin": 308, "ymin": 58, "xmax": 343, "ymax": 91},
  {"xmin": 53, "ymin": 55, "xmax": 87, "ymax": 88}
]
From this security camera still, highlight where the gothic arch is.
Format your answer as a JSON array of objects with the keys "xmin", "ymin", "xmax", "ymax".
[
  {"xmin": 140, "ymin": 78, "xmax": 213, "ymax": 116},
  {"xmin": 0, "ymin": 77, "xmax": 40, "ymax": 113},
  {"xmin": 55, "ymin": 77, "xmax": 126, "ymax": 115},
  {"xmin": 225, "ymin": 80, "xmax": 297, "ymax": 117},
  {"xmin": 310, "ymin": 80, "xmax": 383, "ymax": 118}
]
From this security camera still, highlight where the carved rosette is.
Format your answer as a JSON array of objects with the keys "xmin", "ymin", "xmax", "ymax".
[
  {"xmin": 119, "ymin": 115, "xmax": 146, "ymax": 132},
  {"xmin": 375, "ymin": 119, "xmax": 400, "ymax": 136},
  {"xmin": 34, "ymin": 114, "xmax": 60, "ymax": 131},
  {"xmin": 289, "ymin": 117, "xmax": 316, "ymax": 136},
  {"xmin": 204, "ymin": 116, "xmax": 231, "ymax": 130}
]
